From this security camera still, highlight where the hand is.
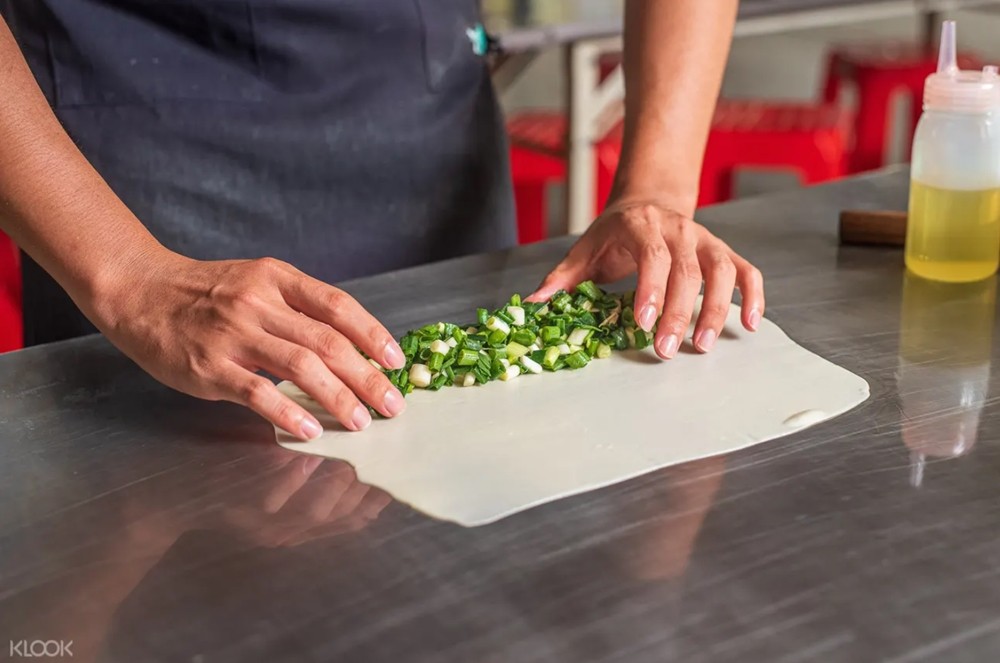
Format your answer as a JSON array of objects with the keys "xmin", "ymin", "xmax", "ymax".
[
  {"xmin": 530, "ymin": 200, "xmax": 764, "ymax": 359},
  {"xmin": 215, "ymin": 454, "xmax": 393, "ymax": 548},
  {"xmin": 90, "ymin": 248, "xmax": 407, "ymax": 439}
]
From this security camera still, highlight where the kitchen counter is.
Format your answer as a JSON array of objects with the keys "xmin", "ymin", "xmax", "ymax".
[{"xmin": 4, "ymin": 168, "xmax": 1000, "ymax": 662}]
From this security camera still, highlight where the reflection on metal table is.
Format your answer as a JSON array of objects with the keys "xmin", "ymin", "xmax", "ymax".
[
  {"xmin": 486, "ymin": 0, "xmax": 1000, "ymax": 234},
  {"xmin": 3, "ymin": 168, "xmax": 1000, "ymax": 661}
]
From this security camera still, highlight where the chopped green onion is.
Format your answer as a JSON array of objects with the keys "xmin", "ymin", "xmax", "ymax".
[
  {"xmin": 596, "ymin": 342, "xmax": 612, "ymax": 359},
  {"xmin": 634, "ymin": 329, "xmax": 651, "ymax": 350},
  {"xmin": 506, "ymin": 342, "xmax": 530, "ymax": 360},
  {"xmin": 464, "ymin": 335, "xmax": 485, "ymax": 351},
  {"xmin": 457, "ymin": 348, "xmax": 480, "ymax": 366},
  {"xmin": 477, "ymin": 308, "xmax": 489, "ymax": 325},
  {"xmin": 507, "ymin": 305, "xmax": 526, "ymax": 327},
  {"xmin": 550, "ymin": 291, "xmax": 573, "ymax": 312},
  {"xmin": 557, "ymin": 343, "xmax": 571, "ymax": 355},
  {"xmin": 510, "ymin": 293, "xmax": 522, "ymax": 307},
  {"xmin": 486, "ymin": 316, "xmax": 511, "ymax": 335},
  {"xmin": 540, "ymin": 326, "xmax": 562, "ymax": 345},
  {"xmin": 427, "ymin": 352, "xmax": 444, "ymax": 372},
  {"xmin": 520, "ymin": 355, "xmax": 543, "ymax": 374},
  {"xmin": 510, "ymin": 328, "xmax": 535, "ymax": 346},
  {"xmin": 462, "ymin": 372, "xmax": 476, "ymax": 387},
  {"xmin": 567, "ymin": 327, "xmax": 592, "ymax": 347},
  {"xmin": 566, "ymin": 350, "xmax": 590, "ymax": 369},
  {"xmin": 575, "ymin": 280, "xmax": 603, "ymax": 301},
  {"xmin": 499, "ymin": 364, "xmax": 521, "ymax": 381},
  {"xmin": 409, "ymin": 364, "xmax": 432, "ymax": 388},
  {"xmin": 487, "ymin": 329, "xmax": 508, "ymax": 346},
  {"xmin": 622, "ymin": 307, "xmax": 635, "ymax": 327},
  {"xmin": 430, "ymin": 339, "xmax": 450, "ymax": 355},
  {"xmin": 543, "ymin": 346, "xmax": 560, "ymax": 369},
  {"xmin": 495, "ymin": 309, "xmax": 515, "ymax": 325}
]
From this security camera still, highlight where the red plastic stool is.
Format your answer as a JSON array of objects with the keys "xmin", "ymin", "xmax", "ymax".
[
  {"xmin": 822, "ymin": 43, "xmax": 981, "ymax": 173},
  {"xmin": 507, "ymin": 112, "xmax": 619, "ymax": 244},
  {"xmin": 699, "ymin": 101, "xmax": 852, "ymax": 205},
  {"xmin": 508, "ymin": 101, "xmax": 851, "ymax": 235},
  {"xmin": 0, "ymin": 231, "xmax": 22, "ymax": 353}
]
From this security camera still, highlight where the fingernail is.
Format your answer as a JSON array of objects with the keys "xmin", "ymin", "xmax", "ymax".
[
  {"xmin": 749, "ymin": 308, "xmax": 761, "ymax": 331},
  {"xmin": 302, "ymin": 456, "xmax": 323, "ymax": 475},
  {"xmin": 383, "ymin": 341, "xmax": 405, "ymax": 369},
  {"xmin": 351, "ymin": 405, "xmax": 372, "ymax": 431},
  {"xmin": 695, "ymin": 329, "xmax": 717, "ymax": 353},
  {"xmin": 638, "ymin": 304, "xmax": 657, "ymax": 332},
  {"xmin": 299, "ymin": 416, "xmax": 323, "ymax": 441},
  {"xmin": 384, "ymin": 388, "xmax": 406, "ymax": 416},
  {"xmin": 657, "ymin": 334, "xmax": 679, "ymax": 359}
]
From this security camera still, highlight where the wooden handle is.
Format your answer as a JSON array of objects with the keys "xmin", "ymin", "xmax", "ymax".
[{"xmin": 838, "ymin": 210, "xmax": 908, "ymax": 247}]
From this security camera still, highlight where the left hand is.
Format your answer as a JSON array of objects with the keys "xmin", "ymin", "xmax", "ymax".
[{"xmin": 529, "ymin": 200, "xmax": 764, "ymax": 360}]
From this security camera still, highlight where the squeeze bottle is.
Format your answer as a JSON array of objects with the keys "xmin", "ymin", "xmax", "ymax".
[{"xmin": 905, "ymin": 21, "xmax": 1000, "ymax": 283}]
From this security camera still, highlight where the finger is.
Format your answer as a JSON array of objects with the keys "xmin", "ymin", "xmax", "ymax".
[
  {"xmin": 655, "ymin": 251, "xmax": 702, "ymax": 360},
  {"xmin": 276, "ymin": 271, "xmax": 405, "ymax": 370},
  {"xmin": 215, "ymin": 362, "xmax": 324, "ymax": 441},
  {"xmin": 526, "ymin": 249, "xmax": 590, "ymax": 302},
  {"xmin": 733, "ymin": 255, "xmax": 765, "ymax": 331},
  {"xmin": 692, "ymin": 248, "xmax": 737, "ymax": 353},
  {"xmin": 245, "ymin": 335, "xmax": 373, "ymax": 432},
  {"xmin": 279, "ymin": 461, "xmax": 354, "ymax": 523},
  {"xmin": 263, "ymin": 311, "xmax": 405, "ymax": 419},
  {"xmin": 260, "ymin": 455, "xmax": 323, "ymax": 514},
  {"xmin": 628, "ymin": 236, "xmax": 671, "ymax": 333}
]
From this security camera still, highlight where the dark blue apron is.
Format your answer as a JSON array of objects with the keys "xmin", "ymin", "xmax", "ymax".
[{"xmin": 1, "ymin": 0, "xmax": 516, "ymax": 345}]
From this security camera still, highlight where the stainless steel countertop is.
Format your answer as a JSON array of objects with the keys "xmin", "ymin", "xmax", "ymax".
[{"xmin": 4, "ymin": 168, "xmax": 1000, "ymax": 662}]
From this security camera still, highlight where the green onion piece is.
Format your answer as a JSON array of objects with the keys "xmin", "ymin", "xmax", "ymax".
[
  {"xmin": 634, "ymin": 329, "xmax": 651, "ymax": 350},
  {"xmin": 575, "ymin": 280, "xmax": 603, "ymax": 301},
  {"xmin": 511, "ymin": 328, "xmax": 535, "ymax": 346},
  {"xmin": 596, "ymin": 342, "xmax": 612, "ymax": 359},
  {"xmin": 510, "ymin": 293, "xmax": 522, "ymax": 307},
  {"xmin": 486, "ymin": 316, "xmax": 511, "ymax": 335},
  {"xmin": 540, "ymin": 326, "xmax": 562, "ymax": 345},
  {"xmin": 572, "ymin": 293, "xmax": 590, "ymax": 310},
  {"xmin": 585, "ymin": 339, "xmax": 599, "ymax": 357},
  {"xmin": 550, "ymin": 291, "xmax": 573, "ymax": 312},
  {"xmin": 427, "ymin": 352, "xmax": 444, "ymax": 372},
  {"xmin": 506, "ymin": 342, "xmax": 530, "ymax": 360},
  {"xmin": 400, "ymin": 334, "xmax": 419, "ymax": 357},
  {"xmin": 567, "ymin": 327, "xmax": 592, "ymax": 347},
  {"xmin": 609, "ymin": 328, "xmax": 628, "ymax": 351},
  {"xmin": 529, "ymin": 349, "xmax": 547, "ymax": 365},
  {"xmin": 542, "ymin": 346, "xmax": 560, "ymax": 369},
  {"xmin": 495, "ymin": 309, "xmax": 515, "ymax": 325},
  {"xmin": 565, "ymin": 350, "xmax": 591, "ymax": 369},
  {"xmin": 624, "ymin": 290, "xmax": 635, "ymax": 307},
  {"xmin": 487, "ymin": 329, "xmax": 508, "ymax": 346},
  {"xmin": 464, "ymin": 335, "xmax": 485, "ymax": 351},
  {"xmin": 576, "ymin": 311, "xmax": 597, "ymax": 327},
  {"xmin": 622, "ymin": 306, "xmax": 635, "ymax": 327},
  {"xmin": 477, "ymin": 308, "xmax": 489, "ymax": 325},
  {"xmin": 429, "ymin": 373, "xmax": 450, "ymax": 390},
  {"xmin": 457, "ymin": 348, "xmax": 479, "ymax": 366}
]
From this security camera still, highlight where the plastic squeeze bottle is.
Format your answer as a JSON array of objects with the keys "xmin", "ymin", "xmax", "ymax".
[{"xmin": 905, "ymin": 21, "xmax": 1000, "ymax": 283}]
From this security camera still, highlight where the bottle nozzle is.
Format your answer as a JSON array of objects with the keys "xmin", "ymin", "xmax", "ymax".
[{"xmin": 937, "ymin": 20, "xmax": 958, "ymax": 76}]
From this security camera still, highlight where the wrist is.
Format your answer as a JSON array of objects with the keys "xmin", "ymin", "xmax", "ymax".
[{"xmin": 79, "ymin": 238, "xmax": 179, "ymax": 332}]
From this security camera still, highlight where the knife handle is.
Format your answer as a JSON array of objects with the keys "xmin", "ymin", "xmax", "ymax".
[{"xmin": 838, "ymin": 210, "xmax": 908, "ymax": 247}]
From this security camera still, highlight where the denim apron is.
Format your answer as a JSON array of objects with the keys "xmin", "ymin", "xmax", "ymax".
[{"xmin": 1, "ymin": 0, "xmax": 516, "ymax": 345}]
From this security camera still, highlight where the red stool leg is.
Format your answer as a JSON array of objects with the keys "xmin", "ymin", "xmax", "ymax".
[
  {"xmin": 850, "ymin": 72, "xmax": 894, "ymax": 173},
  {"xmin": 513, "ymin": 183, "xmax": 547, "ymax": 244},
  {"xmin": 821, "ymin": 53, "xmax": 846, "ymax": 104}
]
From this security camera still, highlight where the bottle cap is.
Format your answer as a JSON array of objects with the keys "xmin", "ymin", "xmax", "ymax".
[{"xmin": 924, "ymin": 21, "xmax": 1000, "ymax": 113}]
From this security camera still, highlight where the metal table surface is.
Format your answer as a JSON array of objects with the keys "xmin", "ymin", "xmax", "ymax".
[{"xmin": 4, "ymin": 168, "xmax": 1000, "ymax": 662}]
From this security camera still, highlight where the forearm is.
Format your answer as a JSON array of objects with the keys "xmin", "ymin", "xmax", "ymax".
[
  {"xmin": 613, "ymin": 0, "xmax": 738, "ymax": 214},
  {"xmin": 0, "ymin": 17, "xmax": 164, "ymax": 317}
]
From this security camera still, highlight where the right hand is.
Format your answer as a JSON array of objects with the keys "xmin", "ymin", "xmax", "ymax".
[{"xmin": 90, "ymin": 249, "xmax": 407, "ymax": 439}]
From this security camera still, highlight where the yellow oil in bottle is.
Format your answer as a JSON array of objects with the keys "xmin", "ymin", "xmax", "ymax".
[{"xmin": 905, "ymin": 180, "xmax": 1000, "ymax": 282}]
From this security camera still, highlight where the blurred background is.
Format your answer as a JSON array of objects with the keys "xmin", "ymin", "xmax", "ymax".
[{"xmin": 487, "ymin": 0, "xmax": 1000, "ymax": 237}]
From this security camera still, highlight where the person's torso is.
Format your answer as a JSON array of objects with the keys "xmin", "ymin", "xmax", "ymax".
[{"xmin": 3, "ymin": 0, "xmax": 515, "ymax": 285}]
